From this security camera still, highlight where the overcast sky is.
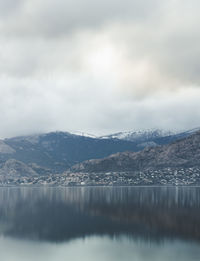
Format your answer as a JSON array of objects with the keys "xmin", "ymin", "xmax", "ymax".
[{"xmin": 0, "ymin": 0, "xmax": 200, "ymax": 138}]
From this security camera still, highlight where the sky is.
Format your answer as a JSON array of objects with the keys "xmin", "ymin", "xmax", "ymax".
[{"xmin": 0, "ymin": 0, "xmax": 200, "ymax": 138}]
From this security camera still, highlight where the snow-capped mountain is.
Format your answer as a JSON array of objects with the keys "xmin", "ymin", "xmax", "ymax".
[
  {"xmin": 72, "ymin": 130, "xmax": 200, "ymax": 173},
  {"xmin": 100, "ymin": 129, "xmax": 176, "ymax": 142},
  {"xmin": 100, "ymin": 127, "xmax": 200, "ymax": 143}
]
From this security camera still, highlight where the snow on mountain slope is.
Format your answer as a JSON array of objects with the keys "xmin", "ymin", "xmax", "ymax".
[
  {"xmin": 69, "ymin": 131, "xmax": 97, "ymax": 138},
  {"xmin": 99, "ymin": 129, "xmax": 176, "ymax": 142},
  {"xmin": 99, "ymin": 128, "xmax": 200, "ymax": 143}
]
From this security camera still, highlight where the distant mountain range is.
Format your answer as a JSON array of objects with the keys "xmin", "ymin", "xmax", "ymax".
[
  {"xmin": 100, "ymin": 128, "xmax": 200, "ymax": 148},
  {"xmin": 72, "ymin": 130, "xmax": 200, "ymax": 173},
  {"xmin": 0, "ymin": 127, "xmax": 199, "ymax": 176},
  {"xmin": 0, "ymin": 131, "xmax": 140, "ymax": 173}
]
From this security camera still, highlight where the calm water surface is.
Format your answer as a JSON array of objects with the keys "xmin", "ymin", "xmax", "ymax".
[{"xmin": 0, "ymin": 186, "xmax": 199, "ymax": 261}]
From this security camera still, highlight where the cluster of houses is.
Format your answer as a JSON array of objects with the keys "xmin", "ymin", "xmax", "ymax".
[{"xmin": 0, "ymin": 167, "xmax": 200, "ymax": 186}]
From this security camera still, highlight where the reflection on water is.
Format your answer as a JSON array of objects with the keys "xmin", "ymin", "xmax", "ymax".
[{"xmin": 0, "ymin": 186, "xmax": 200, "ymax": 260}]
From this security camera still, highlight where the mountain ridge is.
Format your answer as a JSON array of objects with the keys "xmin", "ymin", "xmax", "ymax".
[
  {"xmin": 0, "ymin": 127, "xmax": 199, "ymax": 176},
  {"xmin": 71, "ymin": 130, "xmax": 200, "ymax": 173}
]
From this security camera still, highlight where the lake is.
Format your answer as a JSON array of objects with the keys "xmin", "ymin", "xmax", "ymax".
[{"xmin": 0, "ymin": 186, "xmax": 199, "ymax": 261}]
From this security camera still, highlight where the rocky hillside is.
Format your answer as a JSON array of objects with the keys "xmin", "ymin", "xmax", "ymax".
[
  {"xmin": 71, "ymin": 131, "xmax": 200, "ymax": 173},
  {"xmin": 0, "ymin": 159, "xmax": 38, "ymax": 177}
]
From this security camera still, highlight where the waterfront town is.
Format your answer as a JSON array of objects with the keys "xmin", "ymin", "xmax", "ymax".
[{"xmin": 0, "ymin": 167, "xmax": 200, "ymax": 186}]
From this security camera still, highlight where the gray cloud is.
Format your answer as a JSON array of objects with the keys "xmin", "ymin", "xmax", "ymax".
[
  {"xmin": 0, "ymin": 0, "xmax": 161, "ymax": 36},
  {"xmin": 0, "ymin": 0, "xmax": 22, "ymax": 16},
  {"xmin": 0, "ymin": 0, "xmax": 200, "ymax": 137}
]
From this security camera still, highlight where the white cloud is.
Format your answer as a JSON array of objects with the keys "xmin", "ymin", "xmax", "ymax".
[{"xmin": 0, "ymin": 0, "xmax": 200, "ymax": 137}]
